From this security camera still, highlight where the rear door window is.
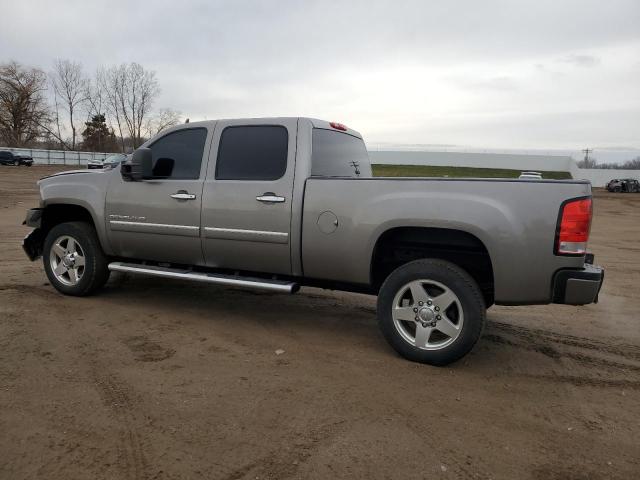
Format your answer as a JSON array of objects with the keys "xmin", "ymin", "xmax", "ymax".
[{"xmin": 215, "ymin": 125, "xmax": 288, "ymax": 180}]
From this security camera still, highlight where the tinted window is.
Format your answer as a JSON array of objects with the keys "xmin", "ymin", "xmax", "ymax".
[
  {"xmin": 0, "ymin": 152, "xmax": 11, "ymax": 159},
  {"xmin": 216, "ymin": 125, "xmax": 288, "ymax": 180},
  {"xmin": 311, "ymin": 129, "xmax": 371, "ymax": 177},
  {"xmin": 148, "ymin": 128, "xmax": 207, "ymax": 179}
]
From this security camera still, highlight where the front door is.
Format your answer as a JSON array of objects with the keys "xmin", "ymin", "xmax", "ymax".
[
  {"xmin": 106, "ymin": 126, "xmax": 211, "ymax": 265},
  {"xmin": 201, "ymin": 119, "xmax": 297, "ymax": 275}
]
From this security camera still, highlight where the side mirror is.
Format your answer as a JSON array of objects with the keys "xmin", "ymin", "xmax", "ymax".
[{"xmin": 121, "ymin": 148, "xmax": 153, "ymax": 181}]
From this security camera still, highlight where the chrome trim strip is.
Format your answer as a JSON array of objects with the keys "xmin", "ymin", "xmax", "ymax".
[
  {"xmin": 109, "ymin": 220, "xmax": 199, "ymax": 237},
  {"xmin": 110, "ymin": 220, "xmax": 198, "ymax": 230},
  {"xmin": 108, "ymin": 262, "xmax": 298, "ymax": 293},
  {"xmin": 203, "ymin": 226, "xmax": 289, "ymax": 244}
]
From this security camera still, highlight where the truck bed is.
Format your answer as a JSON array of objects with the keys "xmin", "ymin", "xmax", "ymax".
[{"xmin": 301, "ymin": 177, "xmax": 591, "ymax": 304}]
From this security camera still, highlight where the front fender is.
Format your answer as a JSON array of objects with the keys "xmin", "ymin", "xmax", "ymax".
[{"xmin": 38, "ymin": 171, "xmax": 113, "ymax": 255}]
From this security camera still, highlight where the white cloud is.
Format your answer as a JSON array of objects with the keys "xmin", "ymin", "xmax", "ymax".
[{"xmin": 1, "ymin": 0, "xmax": 639, "ymax": 150}]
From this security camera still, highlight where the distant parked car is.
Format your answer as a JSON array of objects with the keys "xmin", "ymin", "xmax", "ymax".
[
  {"xmin": 0, "ymin": 150, "xmax": 33, "ymax": 166},
  {"xmin": 87, "ymin": 153, "xmax": 128, "ymax": 169},
  {"xmin": 519, "ymin": 171, "xmax": 543, "ymax": 180},
  {"xmin": 606, "ymin": 178, "xmax": 640, "ymax": 193}
]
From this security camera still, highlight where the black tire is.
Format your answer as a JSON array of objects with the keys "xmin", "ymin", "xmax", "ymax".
[
  {"xmin": 13, "ymin": 160, "xmax": 19, "ymax": 166},
  {"xmin": 43, "ymin": 221, "xmax": 110, "ymax": 296},
  {"xmin": 377, "ymin": 259, "xmax": 486, "ymax": 366}
]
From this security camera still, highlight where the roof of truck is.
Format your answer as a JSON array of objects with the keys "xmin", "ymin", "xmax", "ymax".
[{"xmin": 164, "ymin": 117, "xmax": 363, "ymax": 140}]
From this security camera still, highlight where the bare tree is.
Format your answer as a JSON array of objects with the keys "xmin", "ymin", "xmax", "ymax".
[
  {"xmin": 120, "ymin": 63, "xmax": 160, "ymax": 147},
  {"xmin": 0, "ymin": 61, "xmax": 51, "ymax": 147},
  {"xmin": 623, "ymin": 156, "xmax": 640, "ymax": 169},
  {"xmin": 84, "ymin": 74, "xmax": 110, "ymax": 151},
  {"xmin": 51, "ymin": 59, "xmax": 89, "ymax": 150},
  {"xmin": 85, "ymin": 75, "xmax": 106, "ymax": 120},
  {"xmin": 145, "ymin": 107, "xmax": 181, "ymax": 137},
  {"xmin": 98, "ymin": 63, "xmax": 160, "ymax": 150},
  {"xmin": 97, "ymin": 66, "xmax": 126, "ymax": 152}
]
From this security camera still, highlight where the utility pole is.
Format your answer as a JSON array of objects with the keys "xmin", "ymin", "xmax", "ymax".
[{"xmin": 582, "ymin": 148, "xmax": 592, "ymax": 163}]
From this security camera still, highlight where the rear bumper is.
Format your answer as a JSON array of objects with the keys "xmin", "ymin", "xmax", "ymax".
[{"xmin": 552, "ymin": 260, "xmax": 604, "ymax": 305}]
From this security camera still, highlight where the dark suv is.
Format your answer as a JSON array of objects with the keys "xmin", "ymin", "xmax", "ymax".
[
  {"xmin": 606, "ymin": 178, "xmax": 640, "ymax": 193},
  {"xmin": 0, "ymin": 151, "xmax": 33, "ymax": 166}
]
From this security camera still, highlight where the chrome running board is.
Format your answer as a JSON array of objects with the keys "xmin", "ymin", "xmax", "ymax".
[{"xmin": 108, "ymin": 262, "xmax": 299, "ymax": 293}]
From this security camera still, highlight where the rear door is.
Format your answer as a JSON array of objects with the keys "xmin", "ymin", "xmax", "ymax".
[
  {"xmin": 201, "ymin": 118, "xmax": 297, "ymax": 275},
  {"xmin": 105, "ymin": 126, "xmax": 211, "ymax": 265}
]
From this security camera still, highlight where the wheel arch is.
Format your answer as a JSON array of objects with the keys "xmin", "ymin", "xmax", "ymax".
[
  {"xmin": 370, "ymin": 226, "xmax": 495, "ymax": 306},
  {"xmin": 37, "ymin": 201, "xmax": 112, "ymax": 256}
]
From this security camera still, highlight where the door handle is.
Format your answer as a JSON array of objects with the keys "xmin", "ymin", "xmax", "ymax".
[
  {"xmin": 256, "ymin": 193, "xmax": 285, "ymax": 203},
  {"xmin": 170, "ymin": 191, "xmax": 196, "ymax": 200}
]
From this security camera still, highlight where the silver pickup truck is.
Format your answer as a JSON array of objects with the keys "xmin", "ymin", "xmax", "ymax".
[{"xmin": 22, "ymin": 117, "xmax": 604, "ymax": 365}]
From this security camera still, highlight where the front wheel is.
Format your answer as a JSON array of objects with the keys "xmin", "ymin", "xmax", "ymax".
[
  {"xmin": 377, "ymin": 259, "xmax": 486, "ymax": 366},
  {"xmin": 43, "ymin": 221, "xmax": 110, "ymax": 296}
]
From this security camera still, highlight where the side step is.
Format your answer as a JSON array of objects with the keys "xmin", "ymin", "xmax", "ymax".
[{"xmin": 108, "ymin": 262, "xmax": 299, "ymax": 294}]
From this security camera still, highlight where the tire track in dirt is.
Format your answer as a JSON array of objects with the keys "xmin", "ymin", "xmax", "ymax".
[
  {"xmin": 92, "ymin": 372, "xmax": 152, "ymax": 480},
  {"xmin": 487, "ymin": 321, "xmax": 640, "ymax": 361},
  {"xmin": 218, "ymin": 419, "xmax": 348, "ymax": 480},
  {"xmin": 524, "ymin": 374, "xmax": 640, "ymax": 390},
  {"xmin": 484, "ymin": 321, "xmax": 640, "ymax": 390}
]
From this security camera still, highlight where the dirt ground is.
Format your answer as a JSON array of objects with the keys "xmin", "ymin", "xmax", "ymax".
[{"xmin": 1, "ymin": 165, "xmax": 638, "ymax": 480}]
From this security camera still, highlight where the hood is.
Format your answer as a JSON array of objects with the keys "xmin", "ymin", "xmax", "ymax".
[{"xmin": 38, "ymin": 168, "xmax": 107, "ymax": 182}]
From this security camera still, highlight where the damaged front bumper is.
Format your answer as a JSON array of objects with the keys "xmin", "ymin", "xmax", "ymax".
[{"xmin": 22, "ymin": 208, "xmax": 44, "ymax": 261}]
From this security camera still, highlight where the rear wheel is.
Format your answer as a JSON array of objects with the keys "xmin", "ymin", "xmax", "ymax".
[
  {"xmin": 377, "ymin": 259, "xmax": 486, "ymax": 366},
  {"xmin": 43, "ymin": 222, "xmax": 110, "ymax": 296}
]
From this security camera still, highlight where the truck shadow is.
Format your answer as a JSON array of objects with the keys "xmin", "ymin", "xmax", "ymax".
[{"xmin": 95, "ymin": 274, "xmax": 640, "ymax": 383}]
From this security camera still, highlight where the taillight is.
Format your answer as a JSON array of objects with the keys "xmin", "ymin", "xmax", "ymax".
[
  {"xmin": 555, "ymin": 197, "xmax": 592, "ymax": 255},
  {"xmin": 329, "ymin": 122, "xmax": 347, "ymax": 131}
]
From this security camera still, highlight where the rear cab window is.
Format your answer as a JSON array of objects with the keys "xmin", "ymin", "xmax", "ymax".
[{"xmin": 311, "ymin": 129, "xmax": 372, "ymax": 178}]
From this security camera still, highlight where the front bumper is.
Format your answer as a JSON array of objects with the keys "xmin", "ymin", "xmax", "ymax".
[
  {"xmin": 552, "ymin": 260, "xmax": 604, "ymax": 305},
  {"xmin": 22, "ymin": 208, "xmax": 44, "ymax": 261}
]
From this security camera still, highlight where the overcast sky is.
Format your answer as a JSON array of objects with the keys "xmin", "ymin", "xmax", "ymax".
[{"xmin": 2, "ymin": 0, "xmax": 639, "ymax": 154}]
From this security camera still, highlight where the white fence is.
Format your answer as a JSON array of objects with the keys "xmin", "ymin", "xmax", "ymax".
[
  {"xmin": 0, "ymin": 146, "xmax": 116, "ymax": 165},
  {"xmin": 369, "ymin": 150, "xmax": 576, "ymax": 173},
  {"xmin": 369, "ymin": 150, "xmax": 638, "ymax": 187},
  {"xmin": 571, "ymin": 168, "xmax": 640, "ymax": 187},
  {"xmin": 3, "ymin": 146, "xmax": 637, "ymax": 187}
]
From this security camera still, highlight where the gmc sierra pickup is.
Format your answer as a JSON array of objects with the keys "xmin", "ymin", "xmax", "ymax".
[{"xmin": 22, "ymin": 117, "xmax": 604, "ymax": 365}]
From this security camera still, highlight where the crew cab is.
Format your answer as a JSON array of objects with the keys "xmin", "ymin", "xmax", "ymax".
[
  {"xmin": 0, "ymin": 150, "xmax": 33, "ymax": 166},
  {"xmin": 21, "ymin": 118, "xmax": 604, "ymax": 365}
]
